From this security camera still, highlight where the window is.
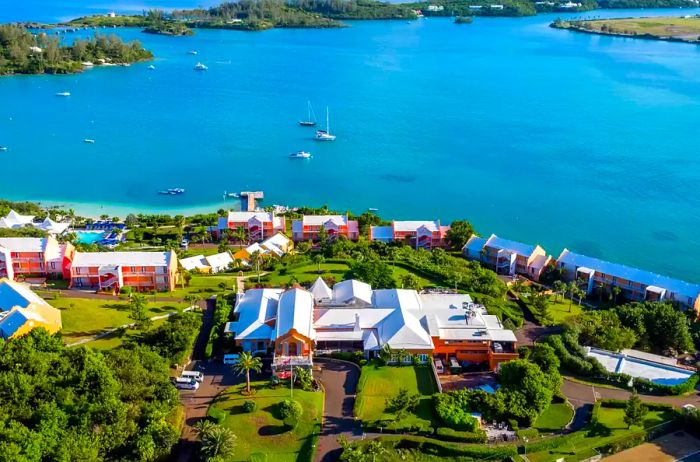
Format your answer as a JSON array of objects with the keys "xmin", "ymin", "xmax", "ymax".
[
  {"xmin": 50, "ymin": 262, "xmax": 56, "ymax": 270},
  {"xmin": 416, "ymin": 354, "xmax": 428, "ymax": 363}
]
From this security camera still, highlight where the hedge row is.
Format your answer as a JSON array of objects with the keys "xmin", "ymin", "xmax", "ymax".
[
  {"xmin": 390, "ymin": 436, "xmax": 518, "ymax": 459},
  {"xmin": 362, "ymin": 419, "xmax": 433, "ymax": 435},
  {"xmin": 599, "ymin": 399, "xmax": 674, "ymax": 412},
  {"xmin": 434, "ymin": 427, "xmax": 487, "ymax": 443}
]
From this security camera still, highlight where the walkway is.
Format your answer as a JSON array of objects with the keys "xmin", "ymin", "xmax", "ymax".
[
  {"xmin": 314, "ymin": 358, "xmax": 362, "ymax": 462},
  {"xmin": 562, "ymin": 377, "xmax": 700, "ymax": 408},
  {"xmin": 65, "ymin": 305, "xmax": 197, "ymax": 347}
]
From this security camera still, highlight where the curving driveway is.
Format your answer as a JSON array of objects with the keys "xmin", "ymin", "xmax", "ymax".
[{"xmin": 314, "ymin": 358, "xmax": 362, "ymax": 462}]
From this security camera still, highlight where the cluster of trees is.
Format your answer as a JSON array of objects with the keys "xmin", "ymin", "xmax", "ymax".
[
  {"xmin": 435, "ymin": 345, "xmax": 562, "ymax": 427},
  {"xmin": 567, "ymin": 301, "xmax": 694, "ymax": 354},
  {"xmin": 0, "ymin": 330, "xmax": 181, "ymax": 460},
  {"xmin": 0, "ymin": 25, "xmax": 152, "ymax": 75},
  {"xmin": 139, "ymin": 312, "xmax": 203, "ymax": 366}
]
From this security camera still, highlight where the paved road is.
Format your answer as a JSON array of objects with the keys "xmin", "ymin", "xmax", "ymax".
[{"xmin": 314, "ymin": 359, "xmax": 362, "ymax": 462}]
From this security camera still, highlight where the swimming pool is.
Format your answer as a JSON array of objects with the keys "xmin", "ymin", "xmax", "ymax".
[
  {"xmin": 586, "ymin": 348, "xmax": 694, "ymax": 386},
  {"xmin": 75, "ymin": 230, "xmax": 107, "ymax": 244}
]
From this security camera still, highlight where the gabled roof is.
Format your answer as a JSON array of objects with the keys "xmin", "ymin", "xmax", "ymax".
[
  {"xmin": 276, "ymin": 288, "xmax": 314, "ymax": 339},
  {"xmin": 231, "ymin": 288, "xmax": 283, "ymax": 340},
  {"xmin": 557, "ymin": 249, "xmax": 700, "ymax": 301},
  {"xmin": 463, "ymin": 235, "xmax": 487, "ymax": 254},
  {"xmin": 372, "ymin": 289, "xmax": 422, "ymax": 311},
  {"xmin": 36, "ymin": 217, "xmax": 70, "ymax": 234},
  {"xmin": 0, "ymin": 237, "xmax": 49, "ymax": 253},
  {"xmin": 484, "ymin": 234, "xmax": 538, "ymax": 257},
  {"xmin": 205, "ymin": 252, "xmax": 233, "ymax": 271},
  {"xmin": 227, "ymin": 211, "xmax": 275, "ymax": 223},
  {"xmin": 73, "ymin": 250, "xmax": 174, "ymax": 267},
  {"xmin": 0, "ymin": 279, "xmax": 61, "ymax": 339},
  {"xmin": 180, "ymin": 255, "xmax": 208, "ymax": 271},
  {"xmin": 376, "ymin": 308, "xmax": 433, "ymax": 350},
  {"xmin": 0, "ymin": 210, "xmax": 35, "ymax": 229},
  {"xmin": 0, "ymin": 278, "xmax": 50, "ymax": 311},
  {"xmin": 310, "ymin": 277, "xmax": 332, "ymax": 303},
  {"xmin": 302, "ymin": 215, "xmax": 348, "ymax": 226},
  {"xmin": 393, "ymin": 220, "xmax": 439, "ymax": 232},
  {"xmin": 333, "ymin": 279, "xmax": 373, "ymax": 305},
  {"xmin": 262, "ymin": 232, "xmax": 291, "ymax": 249}
]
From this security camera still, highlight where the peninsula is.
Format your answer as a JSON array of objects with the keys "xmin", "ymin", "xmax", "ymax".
[
  {"xmin": 551, "ymin": 15, "xmax": 700, "ymax": 43},
  {"xmin": 0, "ymin": 24, "xmax": 153, "ymax": 76}
]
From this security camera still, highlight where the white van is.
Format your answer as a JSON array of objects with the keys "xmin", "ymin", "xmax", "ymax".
[
  {"xmin": 174, "ymin": 377, "xmax": 199, "ymax": 391},
  {"xmin": 223, "ymin": 354, "xmax": 240, "ymax": 365},
  {"xmin": 181, "ymin": 370, "xmax": 204, "ymax": 383}
]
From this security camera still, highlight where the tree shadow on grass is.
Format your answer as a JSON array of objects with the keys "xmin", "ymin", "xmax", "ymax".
[
  {"xmin": 258, "ymin": 425, "xmax": 289, "ymax": 436},
  {"xmin": 585, "ymin": 421, "xmax": 612, "ymax": 438}
]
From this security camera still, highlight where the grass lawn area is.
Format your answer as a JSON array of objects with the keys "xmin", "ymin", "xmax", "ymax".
[
  {"xmin": 533, "ymin": 402, "xmax": 574, "ymax": 432},
  {"xmin": 547, "ymin": 296, "xmax": 582, "ymax": 323},
  {"xmin": 355, "ymin": 363, "xmax": 438, "ymax": 429},
  {"xmin": 573, "ymin": 17, "xmax": 700, "ymax": 39},
  {"xmin": 170, "ymin": 274, "xmax": 237, "ymax": 298},
  {"xmin": 527, "ymin": 408, "xmax": 675, "ymax": 462},
  {"xmin": 47, "ymin": 296, "xmax": 185, "ymax": 344},
  {"xmin": 85, "ymin": 317, "xmax": 169, "ymax": 350},
  {"xmin": 265, "ymin": 261, "xmax": 438, "ymax": 288},
  {"xmin": 209, "ymin": 381, "xmax": 323, "ymax": 462}
]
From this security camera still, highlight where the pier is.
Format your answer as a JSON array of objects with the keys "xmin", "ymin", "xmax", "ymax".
[{"xmin": 240, "ymin": 191, "xmax": 264, "ymax": 211}]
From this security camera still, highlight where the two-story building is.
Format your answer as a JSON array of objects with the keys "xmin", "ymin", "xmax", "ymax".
[
  {"xmin": 463, "ymin": 234, "xmax": 551, "ymax": 281},
  {"xmin": 369, "ymin": 220, "xmax": 451, "ymax": 249},
  {"xmin": 215, "ymin": 211, "xmax": 285, "ymax": 242},
  {"xmin": 556, "ymin": 249, "xmax": 700, "ymax": 312},
  {"xmin": 291, "ymin": 215, "xmax": 359, "ymax": 242},
  {"xmin": 69, "ymin": 250, "xmax": 178, "ymax": 293},
  {"xmin": 0, "ymin": 237, "xmax": 75, "ymax": 280}
]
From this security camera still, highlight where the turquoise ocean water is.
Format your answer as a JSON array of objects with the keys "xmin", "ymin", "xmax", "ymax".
[{"xmin": 1, "ymin": 4, "xmax": 700, "ymax": 281}]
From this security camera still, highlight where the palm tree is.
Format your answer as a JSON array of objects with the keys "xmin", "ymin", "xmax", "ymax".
[
  {"xmin": 194, "ymin": 420, "xmax": 237, "ymax": 461},
  {"xmin": 365, "ymin": 440, "xmax": 387, "ymax": 462},
  {"xmin": 612, "ymin": 286, "xmax": 621, "ymax": 305},
  {"xmin": 250, "ymin": 250, "xmax": 263, "ymax": 284},
  {"xmin": 233, "ymin": 351, "xmax": 263, "ymax": 394},
  {"xmin": 552, "ymin": 280, "xmax": 566, "ymax": 301},
  {"xmin": 312, "ymin": 254, "xmax": 325, "ymax": 274}
]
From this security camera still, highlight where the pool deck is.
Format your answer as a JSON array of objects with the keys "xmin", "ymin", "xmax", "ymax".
[{"xmin": 586, "ymin": 347, "xmax": 693, "ymax": 385}]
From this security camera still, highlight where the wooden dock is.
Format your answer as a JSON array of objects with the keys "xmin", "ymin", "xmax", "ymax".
[{"xmin": 240, "ymin": 191, "xmax": 264, "ymax": 211}]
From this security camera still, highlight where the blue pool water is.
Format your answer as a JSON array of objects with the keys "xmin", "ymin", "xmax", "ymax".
[
  {"xmin": 2, "ymin": 5, "xmax": 700, "ymax": 281},
  {"xmin": 75, "ymin": 231, "xmax": 107, "ymax": 245}
]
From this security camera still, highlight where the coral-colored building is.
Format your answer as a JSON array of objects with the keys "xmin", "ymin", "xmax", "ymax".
[
  {"xmin": 291, "ymin": 215, "xmax": 359, "ymax": 242},
  {"xmin": 69, "ymin": 250, "xmax": 178, "ymax": 293},
  {"xmin": 0, "ymin": 237, "xmax": 75, "ymax": 280},
  {"xmin": 370, "ymin": 220, "xmax": 451, "ymax": 249},
  {"xmin": 216, "ymin": 211, "xmax": 285, "ymax": 242},
  {"xmin": 463, "ymin": 234, "xmax": 551, "ymax": 281}
]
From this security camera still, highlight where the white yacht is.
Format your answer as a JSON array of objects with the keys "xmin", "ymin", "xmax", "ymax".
[
  {"xmin": 56, "ymin": 92, "xmax": 71, "ymax": 97},
  {"xmin": 289, "ymin": 151, "xmax": 312, "ymax": 159},
  {"xmin": 0, "ymin": 146, "xmax": 7, "ymax": 152},
  {"xmin": 188, "ymin": 50, "xmax": 198, "ymax": 55},
  {"xmin": 83, "ymin": 139, "xmax": 95, "ymax": 144},
  {"xmin": 314, "ymin": 107, "xmax": 336, "ymax": 141},
  {"xmin": 194, "ymin": 62, "xmax": 208, "ymax": 71},
  {"xmin": 147, "ymin": 64, "xmax": 156, "ymax": 70}
]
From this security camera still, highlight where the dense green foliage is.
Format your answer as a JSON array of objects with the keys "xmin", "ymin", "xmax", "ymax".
[
  {"xmin": 346, "ymin": 259, "xmax": 396, "ymax": 289},
  {"xmin": 205, "ymin": 295, "xmax": 233, "ymax": 358},
  {"xmin": 433, "ymin": 393, "xmax": 481, "ymax": 431},
  {"xmin": 0, "ymin": 25, "xmax": 152, "ymax": 75},
  {"xmin": 138, "ymin": 312, "xmax": 202, "ymax": 366},
  {"xmin": 0, "ymin": 330, "xmax": 180, "ymax": 461}
]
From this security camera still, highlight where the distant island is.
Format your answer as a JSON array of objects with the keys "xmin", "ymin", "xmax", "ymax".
[
  {"xmin": 551, "ymin": 15, "xmax": 700, "ymax": 43},
  {"xmin": 67, "ymin": 10, "xmax": 194, "ymax": 35},
  {"xmin": 0, "ymin": 24, "xmax": 153, "ymax": 76}
]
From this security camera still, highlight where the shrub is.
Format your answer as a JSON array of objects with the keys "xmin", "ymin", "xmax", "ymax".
[
  {"xmin": 433, "ymin": 392, "xmax": 480, "ymax": 431},
  {"xmin": 516, "ymin": 428, "xmax": 540, "ymax": 440},
  {"xmin": 507, "ymin": 418, "xmax": 519, "ymax": 431},
  {"xmin": 207, "ymin": 406, "xmax": 227, "ymax": 425},
  {"xmin": 278, "ymin": 399, "xmax": 303, "ymax": 428},
  {"xmin": 385, "ymin": 388, "xmax": 420, "ymax": 417},
  {"xmin": 435, "ymin": 427, "xmax": 487, "ymax": 443},
  {"xmin": 243, "ymin": 400, "xmax": 256, "ymax": 413}
]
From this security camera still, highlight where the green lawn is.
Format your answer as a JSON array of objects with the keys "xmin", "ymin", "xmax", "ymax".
[
  {"xmin": 46, "ymin": 296, "xmax": 185, "ymax": 344},
  {"xmin": 209, "ymin": 381, "xmax": 323, "ymax": 462},
  {"xmin": 355, "ymin": 363, "xmax": 438, "ymax": 429},
  {"xmin": 533, "ymin": 402, "xmax": 574, "ymax": 432},
  {"xmin": 527, "ymin": 408, "xmax": 675, "ymax": 462},
  {"xmin": 546, "ymin": 296, "xmax": 582, "ymax": 323},
  {"xmin": 170, "ymin": 274, "xmax": 237, "ymax": 299}
]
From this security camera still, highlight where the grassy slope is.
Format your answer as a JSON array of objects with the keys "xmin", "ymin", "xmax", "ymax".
[
  {"xmin": 547, "ymin": 296, "xmax": 583, "ymax": 323},
  {"xmin": 356, "ymin": 364, "xmax": 438, "ymax": 427},
  {"xmin": 210, "ymin": 381, "xmax": 323, "ymax": 462},
  {"xmin": 533, "ymin": 402, "xmax": 574, "ymax": 432}
]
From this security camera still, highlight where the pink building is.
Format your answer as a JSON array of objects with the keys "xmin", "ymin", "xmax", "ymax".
[
  {"xmin": 0, "ymin": 237, "xmax": 75, "ymax": 280},
  {"xmin": 369, "ymin": 220, "xmax": 450, "ymax": 249},
  {"xmin": 292, "ymin": 215, "xmax": 359, "ymax": 242},
  {"xmin": 216, "ymin": 211, "xmax": 285, "ymax": 242}
]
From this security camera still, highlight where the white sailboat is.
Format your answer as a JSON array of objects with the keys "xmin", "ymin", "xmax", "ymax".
[
  {"xmin": 314, "ymin": 107, "xmax": 336, "ymax": 141},
  {"xmin": 298, "ymin": 101, "xmax": 317, "ymax": 126}
]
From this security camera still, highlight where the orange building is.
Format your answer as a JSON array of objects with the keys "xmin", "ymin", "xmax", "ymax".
[
  {"xmin": 0, "ymin": 237, "xmax": 75, "ymax": 280},
  {"xmin": 69, "ymin": 250, "xmax": 178, "ymax": 293},
  {"xmin": 216, "ymin": 211, "xmax": 285, "ymax": 242},
  {"xmin": 291, "ymin": 215, "xmax": 359, "ymax": 242},
  {"xmin": 369, "ymin": 220, "xmax": 451, "ymax": 249}
]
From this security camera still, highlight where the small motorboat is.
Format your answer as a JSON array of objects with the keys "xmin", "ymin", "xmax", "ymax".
[
  {"xmin": 83, "ymin": 139, "xmax": 95, "ymax": 144},
  {"xmin": 56, "ymin": 91, "xmax": 71, "ymax": 97},
  {"xmin": 223, "ymin": 191, "xmax": 240, "ymax": 199},
  {"xmin": 147, "ymin": 64, "xmax": 155, "ymax": 70},
  {"xmin": 368, "ymin": 207, "xmax": 379, "ymax": 212},
  {"xmin": 158, "ymin": 188, "xmax": 185, "ymax": 195},
  {"xmin": 289, "ymin": 151, "xmax": 312, "ymax": 159},
  {"xmin": 187, "ymin": 50, "xmax": 198, "ymax": 55},
  {"xmin": 0, "ymin": 146, "xmax": 7, "ymax": 151},
  {"xmin": 194, "ymin": 62, "xmax": 208, "ymax": 71}
]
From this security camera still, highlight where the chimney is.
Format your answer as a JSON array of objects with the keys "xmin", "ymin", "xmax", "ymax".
[{"xmin": 354, "ymin": 312, "xmax": 361, "ymax": 332}]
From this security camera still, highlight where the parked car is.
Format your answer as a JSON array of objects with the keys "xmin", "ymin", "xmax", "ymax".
[
  {"xmin": 174, "ymin": 377, "xmax": 199, "ymax": 391},
  {"xmin": 180, "ymin": 370, "xmax": 204, "ymax": 383}
]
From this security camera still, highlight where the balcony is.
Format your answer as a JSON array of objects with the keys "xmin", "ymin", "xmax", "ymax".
[{"xmin": 272, "ymin": 354, "xmax": 313, "ymax": 371}]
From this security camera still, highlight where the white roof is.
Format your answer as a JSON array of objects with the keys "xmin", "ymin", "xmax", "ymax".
[
  {"xmin": 226, "ymin": 211, "xmax": 274, "ymax": 223},
  {"xmin": 180, "ymin": 255, "xmax": 208, "ymax": 271},
  {"xmin": 231, "ymin": 288, "xmax": 283, "ymax": 340},
  {"xmin": 418, "ymin": 293, "xmax": 473, "ymax": 311},
  {"xmin": 393, "ymin": 220, "xmax": 439, "ymax": 232},
  {"xmin": 314, "ymin": 308, "xmax": 394, "ymax": 330},
  {"xmin": 0, "ymin": 237, "xmax": 48, "ymax": 253},
  {"xmin": 376, "ymin": 308, "xmax": 433, "ymax": 350},
  {"xmin": 309, "ymin": 277, "xmax": 333, "ymax": 302},
  {"xmin": 558, "ymin": 249, "xmax": 700, "ymax": 301},
  {"xmin": 0, "ymin": 210, "xmax": 34, "ymax": 228},
  {"xmin": 73, "ymin": 251, "xmax": 172, "ymax": 267},
  {"xmin": 262, "ymin": 232, "xmax": 291, "ymax": 249},
  {"xmin": 485, "ymin": 234, "xmax": 538, "ymax": 257},
  {"xmin": 276, "ymin": 288, "xmax": 315, "ymax": 339},
  {"xmin": 463, "ymin": 235, "xmax": 487, "ymax": 255},
  {"xmin": 332, "ymin": 279, "xmax": 373, "ymax": 305},
  {"xmin": 315, "ymin": 330, "xmax": 364, "ymax": 342},
  {"xmin": 205, "ymin": 252, "xmax": 233, "ymax": 271},
  {"xmin": 302, "ymin": 215, "xmax": 348, "ymax": 226},
  {"xmin": 372, "ymin": 289, "xmax": 422, "ymax": 311},
  {"xmin": 36, "ymin": 217, "xmax": 70, "ymax": 234}
]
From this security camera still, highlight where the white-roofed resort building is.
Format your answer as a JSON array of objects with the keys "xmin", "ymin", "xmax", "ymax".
[
  {"xmin": 369, "ymin": 220, "xmax": 451, "ymax": 249},
  {"xmin": 463, "ymin": 233, "xmax": 552, "ymax": 281},
  {"xmin": 215, "ymin": 211, "xmax": 285, "ymax": 242},
  {"xmin": 0, "ymin": 236, "xmax": 75, "ymax": 280},
  {"xmin": 292, "ymin": 215, "xmax": 359, "ymax": 242},
  {"xmin": 226, "ymin": 278, "xmax": 518, "ymax": 376}
]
